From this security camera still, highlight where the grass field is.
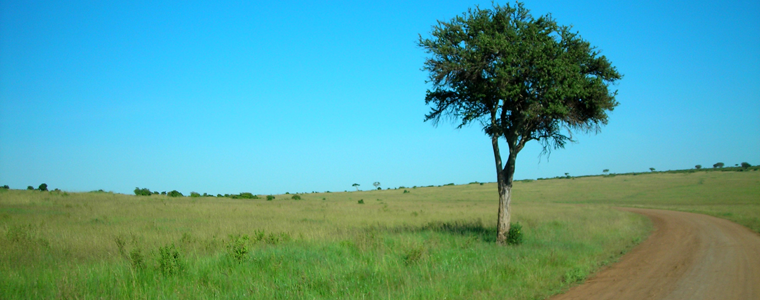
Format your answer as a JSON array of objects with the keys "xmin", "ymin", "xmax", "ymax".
[{"xmin": 0, "ymin": 169, "xmax": 757, "ymax": 299}]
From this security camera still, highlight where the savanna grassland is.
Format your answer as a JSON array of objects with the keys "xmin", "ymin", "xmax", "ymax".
[{"xmin": 0, "ymin": 169, "xmax": 757, "ymax": 299}]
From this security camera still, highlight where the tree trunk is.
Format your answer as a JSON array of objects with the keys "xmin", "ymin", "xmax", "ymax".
[
  {"xmin": 492, "ymin": 132, "xmax": 518, "ymax": 244},
  {"xmin": 496, "ymin": 151, "xmax": 516, "ymax": 244}
]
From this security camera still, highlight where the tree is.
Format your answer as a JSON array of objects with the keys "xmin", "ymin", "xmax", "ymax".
[
  {"xmin": 134, "ymin": 187, "xmax": 152, "ymax": 196},
  {"xmin": 603, "ymin": 169, "xmax": 609, "ymax": 174},
  {"xmin": 649, "ymin": 168, "xmax": 655, "ymax": 172},
  {"xmin": 419, "ymin": 2, "xmax": 621, "ymax": 243},
  {"xmin": 167, "ymin": 190, "xmax": 184, "ymax": 197},
  {"xmin": 714, "ymin": 162, "xmax": 724, "ymax": 168},
  {"xmin": 741, "ymin": 162, "xmax": 751, "ymax": 169},
  {"xmin": 373, "ymin": 182, "xmax": 381, "ymax": 190},
  {"xmin": 27, "ymin": 186, "xmax": 34, "ymax": 190},
  {"xmin": 352, "ymin": 183, "xmax": 360, "ymax": 191},
  {"xmin": 695, "ymin": 165, "xmax": 701, "ymax": 169},
  {"xmin": 38, "ymin": 183, "xmax": 48, "ymax": 191}
]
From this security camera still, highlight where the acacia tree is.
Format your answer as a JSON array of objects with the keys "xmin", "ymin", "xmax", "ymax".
[{"xmin": 419, "ymin": 2, "xmax": 621, "ymax": 243}]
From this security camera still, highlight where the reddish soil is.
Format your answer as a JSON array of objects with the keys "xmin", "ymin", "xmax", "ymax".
[{"xmin": 551, "ymin": 208, "xmax": 760, "ymax": 300}]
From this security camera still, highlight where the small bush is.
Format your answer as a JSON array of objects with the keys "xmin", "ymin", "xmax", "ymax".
[
  {"xmin": 157, "ymin": 244, "xmax": 183, "ymax": 276},
  {"xmin": 1, "ymin": 185, "xmax": 8, "ymax": 189},
  {"xmin": 27, "ymin": 186, "xmax": 34, "ymax": 190},
  {"xmin": 265, "ymin": 232, "xmax": 291, "ymax": 245},
  {"xmin": 167, "ymin": 190, "xmax": 184, "ymax": 197},
  {"xmin": 403, "ymin": 190, "xmax": 410, "ymax": 194},
  {"xmin": 266, "ymin": 195, "xmax": 275, "ymax": 201},
  {"xmin": 190, "ymin": 192, "xmax": 201, "ymax": 198},
  {"xmin": 226, "ymin": 234, "xmax": 250, "ymax": 262},
  {"xmin": 404, "ymin": 245, "xmax": 426, "ymax": 265},
  {"xmin": 507, "ymin": 222, "xmax": 523, "ymax": 246},
  {"xmin": 38, "ymin": 183, "xmax": 48, "ymax": 191},
  {"xmin": 291, "ymin": 195, "xmax": 302, "ymax": 200},
  {"xmin": 161, "ymin": 191, "xmax": 166, "ymax": 195},
  {"xmin": 358, "ymin": 199, "xmax": 364, "ymax": 204},
  {"xmin": 130, "ymin": 248, "xmax": 145, "ymax": 270}
]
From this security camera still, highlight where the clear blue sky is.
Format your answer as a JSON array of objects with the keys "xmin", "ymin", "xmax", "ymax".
[{"xmin": 1, "ymin": 0, "xmax": 758, "ymax": 195}]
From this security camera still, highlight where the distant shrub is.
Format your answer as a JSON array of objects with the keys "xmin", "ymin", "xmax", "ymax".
[
  {"xmin": 291, "ymin": 195, "xmax": 301, "ymax": 200},
  {"xmin": 38, "ymin": 183, "xmax": 48, "ymax": 191},
  {"xmin": 266, "ymin": 195, "xmax": 275, "ymax": 201},
  {"xmin": 403, "ymin": 190, "xmax": 410, "ymax": 194},
  {"xmin": 157, "ymin": 244, "xmax": 183, "ymax": 276},
  {"xmin": 27, "ymin": 186, "xmax": 34, "ymax": 190},
  {"xmin": 134, "ymin": 187, "xmax": 152, "ymax": 196},
  {"xmin": 377, "ymin": 187, "xmax": 381, "ymax": 190},
  {"xmin": 190, "ymin": 192, "xmax": 201, "ymax": 198},
  {"xmin": 167, "ymin": 190, "xmax": 184, "ymax": 197},
  {"xmin": 236, "ymin": 192, "xmax": 258, "ymax": 199},
  {"xmin": 695, "ymin": 165, "xmax": 702, "ymax": 169},
  {"xmin": 399, "ymin": 186, "xmax": 406, "ymax": 189},
  {"xmin": 444, "ymin": 183, "xmax": 455, "ymax": 186},
  {"xmin": 480, "ymin": 182, "xmax": 484, "ymax": 185},
  {"xmin": 1, "ymin": 185, "xmax": 8, "ymax": 189},
  {"xmin": 152, "ymin": 191, "xmax": 159, "ymax": 195},
  {"xmin": 741, "ymin": 162, "xmax": 751, "ymax": 169},
  {"xmin": 285, "ymin": 192, "xmax": 290, "ymax": 194},
  {"xmin": 469, "ymin": 181, "xmax": 479, "ymax": 184},
  {"xmin": 217, "ymin": 194, "xmax": 222, "ymax": 197},
  {"xmin": 507, "ymin": 222, "xmax": 523, "ymax": 245},
  {"xmin": 713, "ymin": 162, "xmax": 724, "ymax": 168},
  {"xmin": 358, "ymin": 199, "xmax": 364, "ymax": 204}
]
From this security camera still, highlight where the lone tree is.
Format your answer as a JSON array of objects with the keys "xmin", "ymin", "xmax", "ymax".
[
  {"xmin": 741, "ymin": 162, "xmax": 751, "ymax": 169},
  {"xmin": 419, "ymin": 2, "xmax": 621, "ymax": 243},
  {"xmin": 695, "ymin": 165, "xmax": 701, "ymax": 169},
  {"xmin": 649, "ymin": 167, "xmax": 655, "ymax": 172},
  {"xmin": 352, "ymin": 183, "xmax": 360, "ymax": 191},
  {"xmin": 714, "ymin": 162, "xmax": 724, "ymax": 168}
]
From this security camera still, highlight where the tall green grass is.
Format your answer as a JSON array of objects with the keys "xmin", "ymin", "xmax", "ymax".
[{"xmin": 0, "ymin": 170, "xmax": 756, "ymax": 299}]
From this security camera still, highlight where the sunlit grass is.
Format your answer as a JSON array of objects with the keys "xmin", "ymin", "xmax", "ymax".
[{"xmin": 0, "ymin": 169, "xmax": 756, "ymax": 299}]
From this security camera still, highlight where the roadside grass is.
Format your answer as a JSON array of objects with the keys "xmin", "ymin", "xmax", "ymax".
[
  {"xmin": 0, "ymin": 170, "xmax": 755, "ymax": 298},
  {"xmin": 513, "ymin": 170, "xmax": 760, "ymax": 233}
]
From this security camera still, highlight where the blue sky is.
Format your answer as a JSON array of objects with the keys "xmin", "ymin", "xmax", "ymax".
[{"xmin": 1, "ymin": 0, "xmax": 758, "ymax": 195}]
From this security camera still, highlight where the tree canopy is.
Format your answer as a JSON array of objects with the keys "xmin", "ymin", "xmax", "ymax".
[
  {"xmin": 419, "ymin": 2, "xmax": 621, "ymax": 243},
  {"xmin": 420, "ymin": 2, "xmax": 621, "ymax": 155}
]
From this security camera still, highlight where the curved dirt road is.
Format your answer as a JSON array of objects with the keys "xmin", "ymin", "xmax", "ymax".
[{"xmin": 551, "ymin": 208, "xmax": 760, "ymax": 300}]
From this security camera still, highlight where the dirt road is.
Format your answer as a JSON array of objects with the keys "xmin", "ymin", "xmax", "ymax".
[{"xmin": 551, "ymin": 208, "xmax": 760, "ymax": 300}]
